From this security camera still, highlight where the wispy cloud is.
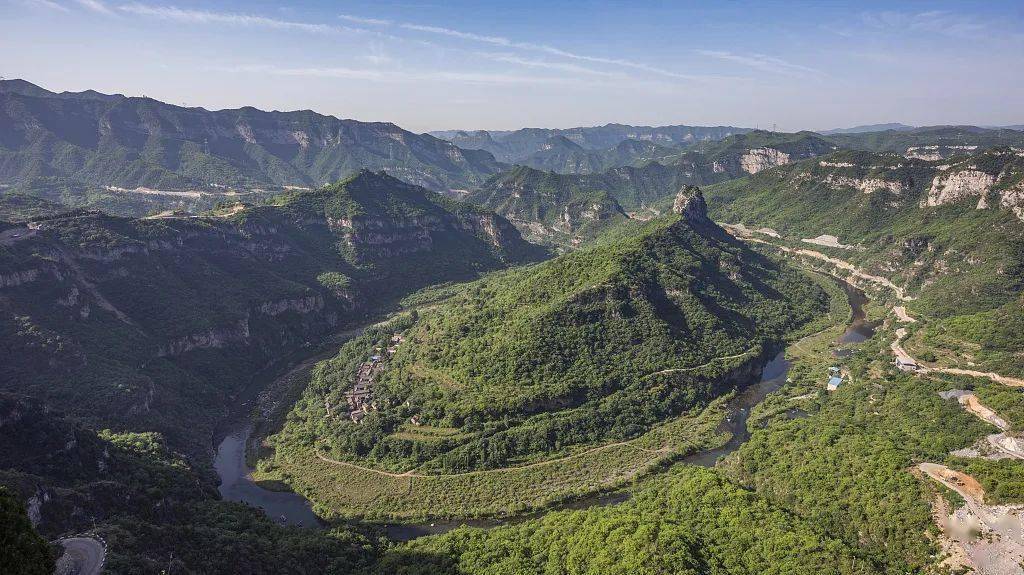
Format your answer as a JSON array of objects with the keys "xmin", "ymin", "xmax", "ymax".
[
  {"xmin": 227, "ymin": 64, "xmax": 589, "ymax": 86},
  {"xmin": 476, "ymin": 52, "xmax": 623, "ymax": 78},
  {"xmin": 396, "ymin": 21, "xmax": 723, "ymax": 81},
  {"xmin": 339, "ymin": 14, "xmax": 392, "ymax": 26},
  {"xmin": 118, "ymin": 4, "xmax": 347, "ymax": 34},
  {"xmin": 696, "ymin": 50, "xmax": 820, "ymax": 76},
  {"xmin": 75, "ymin": 0, "xmax": 113, "ymax": 14},
  {"xmin": 20, "ymin": 0, "xmax": 70, "ymax": 11},
  {"xmin": 399, "ymin": 23, "xmax": 510, "ymax": 45},
  {"xmin": 861, "ymin": 10, "xmax": 988, "ymax": 39}
]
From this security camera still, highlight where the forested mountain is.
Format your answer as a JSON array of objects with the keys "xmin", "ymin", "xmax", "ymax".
[
  {"xmin": 513, "ymin": 135, "xmax": 680, "ymax": 174},
  {"xmin": 0, "ymin": 391, "xmax": 389, "ymax": 573},
  {"xmin": 0, "ymin": 80, "xmax": 505, "ymax": 198},
  {"xmin": 705, "ymin": 148, "xmax": 1024, "ymax": 315},
  {"xmin": 430, "ymin": 123, "xmax": 749, "ymax": 163},
  {"xmin": 465, "ymin": 131, "xmax": 839, "ymax": 247},
  {"xmin": 820, "ymin": 122, "xmax": 915, "ymax": 134},
  {"xmin": 265, "ymin": 188, "xmax": 827, "ymax": 491},
  {"xmin": 705, "ymin": 147, "xmax": 1024, "ymax": 379},
  {"xmin": 5, "ymin": 76, "xmax": 1024, "ymax": 575},
  {"xmin": 0, "ymin": 170, "xmax": 539, "ymax": 460},
  {"xmin": 828, "ymin": 125, "xmax": 1024, "ymax": 159},
  {"xmin": 373, "ymin": 466, "xmax": 872, "ymax": 575}
]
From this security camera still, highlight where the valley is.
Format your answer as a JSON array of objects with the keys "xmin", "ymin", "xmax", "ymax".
[{"xmin": 2, "ymin": 77, "xmax": 1024, "ymax": 574}]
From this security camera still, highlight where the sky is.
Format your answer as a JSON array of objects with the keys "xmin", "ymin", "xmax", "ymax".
[{"xmin": 1, "ymin": 0, "xmax": 1022, "ymax": 133}]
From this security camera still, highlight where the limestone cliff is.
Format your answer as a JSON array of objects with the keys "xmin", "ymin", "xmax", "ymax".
[{"xmin": 740, "ymin": 147, "xmax": 791, "ymax": 174}]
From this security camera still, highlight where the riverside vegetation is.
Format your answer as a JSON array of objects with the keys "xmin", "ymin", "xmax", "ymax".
[
  {"xmin": 4, "ymin": 80, "xmax": 1024, "ymax": 574},
  {"xmin": 254, "ymin": 190, "xmax": 833, "ymax": 519}
]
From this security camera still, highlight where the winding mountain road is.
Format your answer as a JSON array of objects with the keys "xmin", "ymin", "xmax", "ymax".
[
  {"xmin": 54, "ymin": 537, "xmax": 105, "ymax": 575},
  {"xmin": 919, "ymin": 463, "xmax": 1024, "ymax": 575},
  {"xmin": 726, "ymin": 224, "xmax": 1024, "ymax": 388}
]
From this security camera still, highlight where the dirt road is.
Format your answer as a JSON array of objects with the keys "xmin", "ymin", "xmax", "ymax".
[
  {"xmin": 895, "ymin": 328, "xmax": 1024, "ymax": 387},
  {"xmin": 960, "ymin": 394, "xmax": 1011, "ymax": 431},
  {"xmin": 919, "ymin": 462, "xmax": 1024, "ymax": 575},
  {"xmin": 722, "ymin": 224, "xmax": 913, "ymax": 301}
]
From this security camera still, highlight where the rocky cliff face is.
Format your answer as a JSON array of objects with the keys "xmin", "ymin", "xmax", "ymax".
[
  {"xmin": 739, "ymin": 147, "xmax": 792, "ymax": 174},
  {"xmin": 672, "ymin": 185, "xmax": 715, "ymax": 229},
  {"xmin": 920, "ymin": 150, "xmax": 1024, "ymax": 220},
  {"xmin": 926, "ymin": 169, "xmax": 996, "ymax": 207},
  {"xmin": 157, "ymin": 320, "xmax": 252, "ymax": 357},
  {"xmin": 906, "ymin": 144, "xmax": 979, "ymax": 161},
  {"xmin": 824, "ymin": 174, "xmax": 907, "ymax": 195},
  {"xmin": 325, "ymin": 170, "xmax": 540, "ymax": 263}
]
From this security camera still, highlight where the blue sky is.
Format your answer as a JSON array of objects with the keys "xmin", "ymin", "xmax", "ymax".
[{"xmin": 2, "ymin": 0, "xmax": 1022, "ymax": 132}]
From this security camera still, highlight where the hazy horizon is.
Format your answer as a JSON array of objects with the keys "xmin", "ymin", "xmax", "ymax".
[{"xmin": 2, "ymin": 0, "xmax": 1022, "ymax": 133}]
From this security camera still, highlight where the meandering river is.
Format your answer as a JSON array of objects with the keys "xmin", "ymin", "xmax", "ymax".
[{"xmin": 214, "ymin": 279, "xmax": 874, "ymax": 538}]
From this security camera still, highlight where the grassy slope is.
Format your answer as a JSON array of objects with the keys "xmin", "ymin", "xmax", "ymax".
[{"xmin": 258, "ymin": 212, "xmax": 832, "ymax": 519}]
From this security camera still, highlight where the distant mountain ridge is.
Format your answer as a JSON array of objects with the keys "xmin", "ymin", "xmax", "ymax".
[
  {"xmin": 468, "ymin": 131, "xmax": 838, "ymax": 247},
  {"xmin": 430, "ymin": 123, "xmax": 750, "ymax": 165},
  {"xmin": 0, "ymin": 79, "xmax": 505, "ymax": 195},
  {"xmin": 820, "ymin": 123, "xmax": 915, "ymax": 135}
]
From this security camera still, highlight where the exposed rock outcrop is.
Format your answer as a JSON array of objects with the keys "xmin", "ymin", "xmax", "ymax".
[
  {"xmin": 999, "ymin": 182, "xmax": 1024, "ymax": 221},
  {"xmin": 927, "ymin": 169, "xmax": 996, "ymax": 207},
  {"xmin": 672, "ymin": 185, "xmax": 714, "ymax": 229},
  {"xmin": 740, "ymin": 147, "xmax": 791, "ymax": 174},
  {"xmin": 157, "ymin": 320, "xmax": 250, "ymax": 357},
  {"xmin": 824, "ymin": 174, "xmax": 907, "ymax": 195},
  {"xmin": 257, "ymin": 295, "xmax": 325, "ymax": 317}
]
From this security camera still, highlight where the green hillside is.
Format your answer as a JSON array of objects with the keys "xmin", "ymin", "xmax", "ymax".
[
  {"xmin": 703, "ymin": 147, "xmax": 1024, "ymax": 380},
  {"xmin": 0, "ymin": 171, "xmax": 539, "ymax": 459},
  {"xmin": 374, "ymin": 466, "xmax": 873, "ymax": 575},
  {"xmin": 259, "ymin": 190, "xmax": 829, "ymax": 518},
  {"xmin": 705, "ymin": 148, "xmax": 1024, "ymax": 318},
  {"xmin": 467, "ymin": 131, "xmax": 840, "ymax": 247}
]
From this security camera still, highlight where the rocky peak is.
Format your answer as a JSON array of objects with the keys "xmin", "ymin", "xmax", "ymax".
[{"xmin": 672, "ymin": 185, "xmax": 714, "ymax": 228}]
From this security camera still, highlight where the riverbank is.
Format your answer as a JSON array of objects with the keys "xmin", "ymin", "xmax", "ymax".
[{"xmin": 214, "ymin": 272, "xmax": 868, "ymax": 537}]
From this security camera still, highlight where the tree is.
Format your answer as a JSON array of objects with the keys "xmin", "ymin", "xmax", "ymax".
[{"xmin": 0, "ymin": 488, "xmax": 54, "ymax": 575}]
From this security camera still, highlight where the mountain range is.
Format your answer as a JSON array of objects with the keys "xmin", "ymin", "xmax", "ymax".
[
  {"xmin": 5, "ymin": 78, "xmax": 1024, "ymax": 575},
  {"xmin": 0, "ymin": 170, "xmax": 539, "ymax": 460},
  {"xmin": 0, "ymin": 79, "xmax": 503, "ymax": 196},
  {"xmin": 429, "ymin": 123, "xmax": 750, "ymax": 163},
  {"xmin": 466, "ymin": 130, "xmax": 838, "ymax": 247}
]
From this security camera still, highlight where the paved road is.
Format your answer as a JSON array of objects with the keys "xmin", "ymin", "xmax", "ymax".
[{"xmin": 54, "ymin": 537, "xmax": 105, "ymax": 575}]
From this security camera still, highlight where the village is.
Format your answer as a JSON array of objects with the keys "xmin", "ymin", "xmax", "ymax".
[{"xmin": 341, "ymin": 333, "xmax": 404, "ymax": 423}]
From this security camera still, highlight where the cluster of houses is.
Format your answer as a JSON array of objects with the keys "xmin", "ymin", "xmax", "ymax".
[{"xmin": 340, "ymin": 333, "xmax": 403, "ymax": 423}]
